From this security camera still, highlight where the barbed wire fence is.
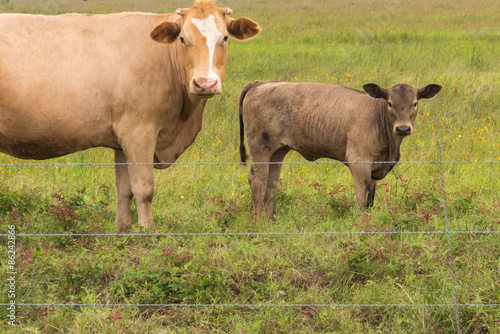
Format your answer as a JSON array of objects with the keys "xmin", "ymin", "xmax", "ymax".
[{"xmin": 1, "ymin": 145, "xmax": 500, "ymax": 333}]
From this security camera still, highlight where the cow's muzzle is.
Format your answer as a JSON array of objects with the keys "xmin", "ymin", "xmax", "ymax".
[
  {"xmin": 192, "ymin": 78, "xmax": 220, "ymax": 97},
  {"xmin": 395, "ymin": 125, "xmax": 412, "ymax": 137}
]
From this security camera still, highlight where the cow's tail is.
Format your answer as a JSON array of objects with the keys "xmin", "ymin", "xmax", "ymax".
[{"xmin": 238, "ymin": 82, "xmax": 255, "ymax": 165}]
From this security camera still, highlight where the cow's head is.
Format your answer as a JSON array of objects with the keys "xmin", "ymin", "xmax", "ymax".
[
  {"xmin": 363, "ymin": 83, "xmax": 442, "ymax": 137},
  {"xmin": 149, "ymin": 0, "xmax": 260, "ymax": 97}
]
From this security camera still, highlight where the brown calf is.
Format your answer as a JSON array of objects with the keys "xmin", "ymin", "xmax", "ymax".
[{"xmin": 239, "ymin": 81, "xmax": 442, "ymax": 220}]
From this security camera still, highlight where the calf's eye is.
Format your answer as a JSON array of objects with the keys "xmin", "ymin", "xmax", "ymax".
[
  {"xmin": 387, "ymin": 102, "xmax": 392, "ymax": 108},
  {"xmin": 223, "ymin": 35, "xmax": 229, "ymax": 42},
  {"xmin": 414, "ymin": 102, "xmax": 418, "ymax": 108}
]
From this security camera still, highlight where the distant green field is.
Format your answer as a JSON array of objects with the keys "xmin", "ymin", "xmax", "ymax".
[{"xmin": 0, "ymin": 0, "xmax": 499, "ymax": 332}]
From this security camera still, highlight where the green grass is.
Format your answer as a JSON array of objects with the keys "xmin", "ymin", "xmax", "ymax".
[{"xmin": 1, "ymin": 0, "xmax": 499, "ymax": 332}]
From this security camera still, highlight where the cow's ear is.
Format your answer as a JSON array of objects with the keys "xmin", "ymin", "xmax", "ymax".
[
  {"xmin": 363, "ymin": 83, "xmax": 388, "ymax": 100},
  {"xmin": 220, "ymin": 7, "xmax": 233, "ymax": 16},
  {"xmin": 418, "ymin": 84, "xmax": 442, "ymax": 100},
  {"xmin": 175, "ymin": 8, "xmax": 188, "ymax": 17},
  {"xmin": 227, "ymin": 17, "xmax": 261, "ymax": 40},
  {"xmin": 150, "ymin": 21, "xmax": 181, "ymax": 44}
]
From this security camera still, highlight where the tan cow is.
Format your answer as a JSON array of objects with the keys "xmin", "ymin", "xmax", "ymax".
[
  {"xmin": 239, "ymin": 81, "xmax": 442, "ymax": 220},
  {"xmin": 0, "ymin": 0, "xmax": 260, "ymax": 232}
]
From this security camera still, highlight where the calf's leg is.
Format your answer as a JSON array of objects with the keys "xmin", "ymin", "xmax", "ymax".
[
  {"xmin": 248, "ymin": 162, "xmax": 269, "ymax": 220},
  {"xmin": 366, "ymin": 179, "xmax": 377, "ymax": 207},
  {"xmin": 349, "ymin": 163, "xmax": 376, "ymax": 209},
  {"xmin": 264, "ymin": 147, "xmax": 290, "ymax": 221},
  {"xmin": 114, "ymin": 149, "xmax": 133, "ymax": 232}
]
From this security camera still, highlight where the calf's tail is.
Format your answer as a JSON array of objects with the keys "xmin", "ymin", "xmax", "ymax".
[
  {"xmin": 238, "ymin": 82, "xmax": 255, "ymax": 164},
  {"xmin": 239, "ymin": 113, "xmax": 248, "ymax": 164}
]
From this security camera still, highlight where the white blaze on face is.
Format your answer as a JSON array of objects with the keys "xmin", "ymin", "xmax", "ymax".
[{"xmin": 191, "ymin": 14, "xmax": 224, "ymax": 83}]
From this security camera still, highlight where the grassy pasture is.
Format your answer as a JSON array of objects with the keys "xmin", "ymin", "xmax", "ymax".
[{"xmin": 0, "ymin": 0, "xmax": 499, "ymax": 332}]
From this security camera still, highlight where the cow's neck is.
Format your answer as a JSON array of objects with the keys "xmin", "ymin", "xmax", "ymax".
[
  {"xmin": 153, "ymin": 86, "xmax": 208, "ymax": 167},
  {"xmin": 152, "ymin": 44, "xmax": 211, "ymax": 166},
  {"xmin": 180, "ymin": 88, "xmax": 207, "ymax": 123},
  {"xmin": 171, "ymin": 86, "xmax": 208, "ymax": 149}
]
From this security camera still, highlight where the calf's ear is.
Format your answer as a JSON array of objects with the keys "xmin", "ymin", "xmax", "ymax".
[
  {"xmin": 418, "ymin": 84, "xmax": 442, "ymax": 100},
  {"xmin": 150, "ymin": 21, "xmax": 181, "ymax": 44},
  {"xmin": 227, "ymin": 17, "xmax": 261, "ymax": 40},
  {"xmin": 363, "ymin": 83, "xmax": 388, "ymax": 100}
]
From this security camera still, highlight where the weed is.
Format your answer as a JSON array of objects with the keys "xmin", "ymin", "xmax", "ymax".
[
  {"xmin": 50, "ymin": 191, "xmax": 82, "ymax": 226},
  {"xmin": 328, "ymin": 184, "xmax": 355, "ymax": 216}
]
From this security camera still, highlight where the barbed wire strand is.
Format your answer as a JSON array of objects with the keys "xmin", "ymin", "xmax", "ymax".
[
  {"xmin": 1, "ymin": 303, "xmax": 499, "ymax": 308},
  {"xmin": 439, "ymin": 141, "xmax": 462, "ymax": 334},
  {"xmin": 2, "ymin": 230, "xmax": 500, "ymax": 237},
  {"xmin": 0, "ymin": 160, "xmax": 499, "ymax": 167}
]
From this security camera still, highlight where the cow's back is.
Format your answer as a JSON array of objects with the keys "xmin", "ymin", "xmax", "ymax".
[
  {"xmin": 0, "ymin": 12, "xmax": 180, "ymax": 159},
  {"xmin": 241, "ymin": 81, "xmax": 383, "ymax": 161}
]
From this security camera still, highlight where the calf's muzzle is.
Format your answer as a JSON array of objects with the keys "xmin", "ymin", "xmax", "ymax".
[{"xmin": 395, "ymin": 125, "xmax": 412, "ymax": 137}]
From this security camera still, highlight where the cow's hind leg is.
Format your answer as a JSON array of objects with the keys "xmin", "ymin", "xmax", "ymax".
[
  {"xmin": 264, "ymin": 147, "xmax": 290, "ymax": 221},
  {"xmin": 114, "ymin": 149, "xmax": 133, "ymax": 232}
]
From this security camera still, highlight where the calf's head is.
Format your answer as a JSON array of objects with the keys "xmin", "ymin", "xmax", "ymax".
[
  {"xmin": 363, "ymin": 83, "xmax": 442, "ymax": 137},
  {"xmin": 150, "ymin": 0, "xmax": 260, "ymax": 97}
]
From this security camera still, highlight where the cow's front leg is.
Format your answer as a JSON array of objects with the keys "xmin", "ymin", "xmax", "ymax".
[
  {"xmin": 127, "ymin": 163, "xmax": 156, "ymax": 231},
  {"xmin": 122, "ymin": 139, "xmax": 157, "ymax": 231},
  {"xmin": 348, "ymin": 163, "xmax": 375, "ymax": 209},
  {"xmin": 114, "ymin": 149, "xmax": 133, "ymax": 232}
]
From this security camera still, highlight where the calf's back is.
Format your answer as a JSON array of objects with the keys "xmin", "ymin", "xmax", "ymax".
[{"xmin": 240, "ymin": 81, "xmax": 387, "ymax": 162}]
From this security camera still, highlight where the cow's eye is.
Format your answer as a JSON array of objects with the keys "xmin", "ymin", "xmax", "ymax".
[
  {"xmin": 387, "ymin": 102, "xmax": 392, "ymax": 108},
  {"xmin": 179, "ymin": 36, "xmax": 186, "ymax": 44},
  {"xmin": 413, "ymin": 102, "xmax": 418, "ymax": 108},
  {"xmin": 223, "ymin": 35, "xmax": 229, "ymax": 42}
]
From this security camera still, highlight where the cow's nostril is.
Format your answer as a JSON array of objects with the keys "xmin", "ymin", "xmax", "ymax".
[
  {"xmin": 192, "ymin": 78, "xmax": 219, "ymax": 95},
  {"xmin": 207, "ymin": 80, "xmax": 217, "ymax": 89},
  {"xmin": 193, "ymin": 79, "xmax": 202, "ymax": 89},
  {"xmin": 194, "ymin": 78, "xmax": 217, "ymax": 87},
  {"xmin": 395, "ymin": 126, "xmax": 411, "ymax": 136}
]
